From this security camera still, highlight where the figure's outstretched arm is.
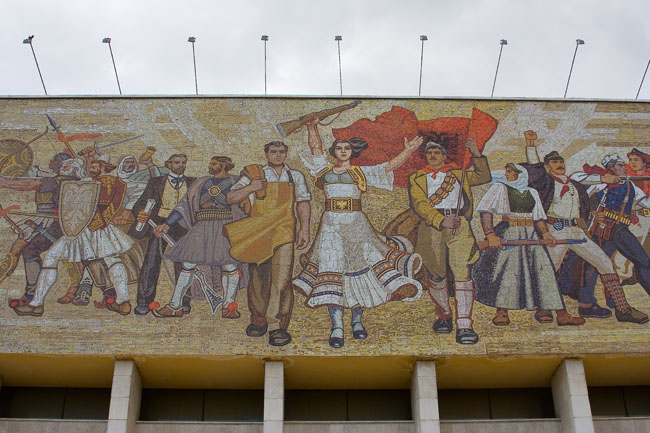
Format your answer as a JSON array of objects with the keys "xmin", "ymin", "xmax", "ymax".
[
  {"xmin": 384, "ymin": 136, "xmax": 423, "ymax": 173},
  {"xmin": 307, "ymin": 120, "xmax": 324, "ymax": 156},
  {"xmin": 0, "ymin": 175, "xmax": 41, "ymax": 191}
]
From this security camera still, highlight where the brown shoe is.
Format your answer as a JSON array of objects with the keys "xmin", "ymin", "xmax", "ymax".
[
  {"xmin": 152, "ymin": 304, "xmax": 183, "ymax": 318},
  {"xmin": 492, "ymin": 308, "xmax": 510, "ymax": 326},
  {"xmin": 556, "ymin": 309, "xmax": 585, "ymax": 326},
  {"xmin": 615, "ymin": 307, "xmax": 649, "ymax": 324},
  {"xmin": 534, "ymin": 309, "xmax": 553, "ymax": 323},
  {"xmin": 13, "ymin": 303, "xmax": 44, "ymax": 317},
  {"xmin": 57, "ymin": 285, "xmax": 78, "ymax": 304},
  {"xmin": 106, "ymin": 300, "xmax": 131, "ymax": 316},
  {"xmin": 389, "ymin": 284, "xmax": 419, "ymax": 301}
]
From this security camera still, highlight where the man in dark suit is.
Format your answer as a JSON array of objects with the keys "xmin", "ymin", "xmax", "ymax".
[{"xmin": 128, "ymin": 154, "xmax": 196, "ymax": 315}]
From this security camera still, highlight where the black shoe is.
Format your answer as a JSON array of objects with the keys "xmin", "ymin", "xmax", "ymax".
[
  {"xmin": 246, "ymin": 323, "xmax": 268, "ymax": 337},
  {"xmin": 329, "ymin": 327, "xmax": 344, "ymax": 348},
  {"xmin": 456, "ymin": 328, "xmax": 479, "ymax": 344},
  {"xmin": 432, "ymin": 318, "xmax": 453, "ymax": 334},
  {"xmin": 134, "ymin": 304, "xmax": 150, "ymax": 315},
  {"xmin": 578, "ymin": 303, "xmax": 611, "ymax": 318},
  {"xmin": 269, "ymin": 329, "xmax": 292, "ymax": 346},
  {"xmin": 352, "ymin": 323, "xmax": 368, "ymax": 339}
]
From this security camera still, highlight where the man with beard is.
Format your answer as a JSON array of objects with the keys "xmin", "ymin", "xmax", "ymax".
[
  {"xmin": 522, "ymin": 131, "xmax": 647, "ymax": 323},
  {"xmin": 12, "ymin": 158, "xmax": 133, "ymax": 316},
  {"xmin": 128, "ymin": 154, "xmax": 196, "ymax": 315},
  {"xmin": 152, "ymin": 156, "xmax": 247, "ymax": 318},
  {"xmin": 0, "ymin": 153, "xmax": 86, "ymax": 313},
  {"xmin": 79, "ymin": 151, "xmax": 166, "ymax": 308}
]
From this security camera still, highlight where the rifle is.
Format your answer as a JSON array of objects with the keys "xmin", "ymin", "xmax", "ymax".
[
  {"xmin": 275, "ymin": 101, "xmax": 362, "ymax": 137},
  {"xmin": 476, "ymin": 237, "xmax": 587, "ymax": 251}
]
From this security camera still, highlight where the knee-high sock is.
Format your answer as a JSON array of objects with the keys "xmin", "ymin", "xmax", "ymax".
[
  {"xmin": 351, "ymin": 308, "xmax": 364, "ymax": 326},
  {"xmin": 328, "ymin": 306, "xmax": 344, "ymax": 338},
  {"xmin": 222, "ymin": 264, "xmax": 239, "ymax": 307},
  {"xmin": 455, "ymin": 280, "xmax": 475, "ymax": 329},
  {"xmin": 600, "ymin": 273, "xmax": 630, "ymax": 312},
  {"xmin": 428, "ymin": 277, "xmax": 452, "ymax": 319},
  {"xmin": 105, "ymin": 256, "xmax": 129, "ymax": 304},
  {"xmin": 30, "ymin": 267, "xmax": 58, "ymax": 307},
  {"xmin": 169, "ymin": 264, "xmax": 195, "ymax": 309}
]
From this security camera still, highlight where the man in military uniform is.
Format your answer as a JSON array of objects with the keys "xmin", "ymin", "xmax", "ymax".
[
  {"xmin": 408, "ymin": 138, "xmax": 490, "ymax": 344},
  {"xmin": 152, "ymin": 156, "xmax": 247, "ymax": 318},
  {"xmin": 13, "ymin": 159, "xmax": 134, "ymax": 316},
  {"xmin": 523, "ymin": 132, "xmax": 647, "ymax": 323}
]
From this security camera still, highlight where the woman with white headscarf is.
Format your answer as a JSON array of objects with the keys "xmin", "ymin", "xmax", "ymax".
[{"xmin": 472, "ymin": 163, "xmax": 584, "ymax": 326}]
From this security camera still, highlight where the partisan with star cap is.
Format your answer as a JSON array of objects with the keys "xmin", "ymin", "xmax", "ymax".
[{"xmin": 543, "ymin": 151, "xmax": 564, "ymax": 164}]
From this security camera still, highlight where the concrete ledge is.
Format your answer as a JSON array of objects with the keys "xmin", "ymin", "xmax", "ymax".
[{"xmin": 0, "ymin": 418, "xmax": 107, "ymax": 433}]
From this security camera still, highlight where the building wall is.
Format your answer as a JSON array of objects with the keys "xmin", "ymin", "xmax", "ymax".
[{"xmin": 0, "ymin": 97, "xmax": 650, "ymax": 392}]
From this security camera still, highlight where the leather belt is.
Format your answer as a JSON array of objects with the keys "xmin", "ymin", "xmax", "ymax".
[
  {"xmin": 435, "ymin": 208, "xmax": 466, "ymax": 217},
  {"xmin": 636, "ymin": 209, "xmax": 650, "ymax": 217},
  {"xmin": 547, "ymin": 217, "xmax": 581, "ymax": 227},
  {"xmin": 325, "ymin": 198, "xmax": 362, "ymax": 212},
  {"xmin": 502, "ymin": 216, "xmax": 534, "ymax": 226}
]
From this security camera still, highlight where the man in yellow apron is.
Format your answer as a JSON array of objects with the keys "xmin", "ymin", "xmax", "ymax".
[{"xmin": 225, "ymin": 141, "xmax": 311, "ymax": 346}]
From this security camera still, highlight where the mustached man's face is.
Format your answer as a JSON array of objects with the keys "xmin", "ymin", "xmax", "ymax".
[
  {"xmin": 545, "ymin": 159, "xmax": 566, "ymax": 176},
  {"xmin": 166, "ymin": 156, "xmax": 187, "ymax": 176},
  {"xmin": 122, "ymin": 158, "xmax": 137, "ymax": 173},
  {"xmin": 209, "ymin": 159, "xmax": 227, "ymax": 176},
  {"xmin": 610, "ymin": 161, "xmax": 626, "ymax": 177},
  {"xmin": 425, "ymin": 148, "xmax": 446, "ymax": 168}
]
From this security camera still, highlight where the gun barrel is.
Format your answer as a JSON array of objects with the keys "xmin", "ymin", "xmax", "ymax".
[{"xmin": 275, "ymin": 101, "xmax": 362, "ymax": 137}]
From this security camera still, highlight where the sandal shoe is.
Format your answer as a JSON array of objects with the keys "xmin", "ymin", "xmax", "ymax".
[
  {"xmin": 556, "ymin": 310, "xmax": 585, "ymax": 326},
  {"xmin": 13, "ymin": 303, "xmax": 44, "ymax": 317},
  {"xmin": 222, "ymin": 309, "xmax": 241, "ymax": 319},
  {"xmin": 246, "ymin": 323, "xmax": 268, "ymax": 337},
  {"xmin": 492, "ymin": 309, "xmax": 510, "ymax": 326},
  {"xmin": 72, "ymin": 290, "xmax": 91, "ymax": 307},
  {"xmin": 578, "ymin": 303, "xmax": 611, "ymax": 318},
  {"xmin": 57, "ymin": 285, "xmax": 78, "ymax": 304},
  {"xmin": 107, "ymin": 300, "xmax": 131, "ymax": 316},
  {"xmin": 534, "ymin": 309, "xmax": 553, "ymax": 323},
  {"xmin": 269, "ymin": 329, "xmax": 292, "ymax": 346},
  {"xmin": 8, "ymin": 294, "xmax": 33, "ymax": 309},
  {"xmin": 151, "ymin": 304, "xmax": 183, "ymax": 318}
]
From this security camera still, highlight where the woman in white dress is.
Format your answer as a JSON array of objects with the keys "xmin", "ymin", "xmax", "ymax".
[{"xmin": 293, "ymin": 121, "xmax": 424, "ymax": 348}]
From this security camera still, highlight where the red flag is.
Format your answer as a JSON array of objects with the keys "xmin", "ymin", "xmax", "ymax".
[
  {"xmin": 583, "ymin": 163, "xmax": 607, "ymax": 176},
  {"xmin": 332, "ymin": 106, "xmax": 498, "ymax": 188}
]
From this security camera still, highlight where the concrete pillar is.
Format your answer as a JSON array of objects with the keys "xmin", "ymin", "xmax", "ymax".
[
  {"xmin": 107, "ymin": 360, "xmax": 142, "ymax": 433},
  {"xmin": 263, "ymin": 361, "xmax": 284, "ymax": 433},
  {"xmin": 551, "ymin": 358, "xmax": 595, "ymax": 433},
  {"xmin": 411, "ymin": 360, "xmax": 440, "ymax": 433}
]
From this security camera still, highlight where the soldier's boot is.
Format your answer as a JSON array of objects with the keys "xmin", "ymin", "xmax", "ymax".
[
  {"xmin": 153, "ymin": 264, "xmax": 194, "ymax": 317},
  {"xmin": 427, "ymin": 277, "xmax": 453, "ymax": 333},
  {"xmin": 455, "ymin": 280, "xmax": 479, "ymax": 345},
  {"xmin": 601, "ymin": 273, "xmax": 649, "ymax": 324}
]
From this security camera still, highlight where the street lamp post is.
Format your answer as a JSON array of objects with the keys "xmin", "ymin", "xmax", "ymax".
[
  {"xmin": 261, "ymin": 35, "xmax": 268, "ymax": 95},
  {"xmin": 636, "ymin": 59, "xmax": 650, "ymax": 100},
  {"xmin": 188, "ymin": 37, "xmax": 198, "ymax": 95},
  {"xmin": 490, "ymin": 39, "xmax": 508, "ymax": 98},
  {"xmin": 335, "ymin": 35, "xmax": 343, "ymax": 95},
  {"xmin": 418, "ymin": 35, "xmax": 428, "ymax": 96},
  {"xmin": 102, "ymin": 37, "xmax": 122, "ymax": 95},
  {"xmin": 22, "ymin": 35, "xmax": 47, "ymax": 95},
  {"xmin": 564, "ymin": 39, "xmax": 585, "ymax": 98}
]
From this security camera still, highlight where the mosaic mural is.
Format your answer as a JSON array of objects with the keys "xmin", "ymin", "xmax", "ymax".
[{"xmin": 1, "ymin": 97, "xmax": 650, "ymax": 357}]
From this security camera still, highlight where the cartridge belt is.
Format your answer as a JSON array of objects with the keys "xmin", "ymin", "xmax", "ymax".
[
  {"xmin": 435, "ymin": 208, "xmax": 466, "ymax": 217},
  {"xmin": 502, "ymin": 216, "xmax": 534, "ymax": 226},
  {"xmin": 196, "ymin": 208, "xmax": 233, "ymax": 221}
]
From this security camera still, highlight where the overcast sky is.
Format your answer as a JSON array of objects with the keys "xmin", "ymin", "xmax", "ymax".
[{"xmin": 1, "ymin": 0, "xmax": 649, "ymax": 99}]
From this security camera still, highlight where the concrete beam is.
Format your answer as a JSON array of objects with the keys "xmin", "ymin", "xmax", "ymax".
[
  {"xmin": 411, "ymin": 360, "xmax": 440, "ymax": 433},
  {"xmin": 551, "ymin": 358, "xmax": 594, "ymax": 433},
  {"xmin": 107, "ymin": 360, "xmax": 142, "ymax": 433},
  {"xmin": 264, "ymin": 361, "xmax": 284, "ymax": 433}
]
